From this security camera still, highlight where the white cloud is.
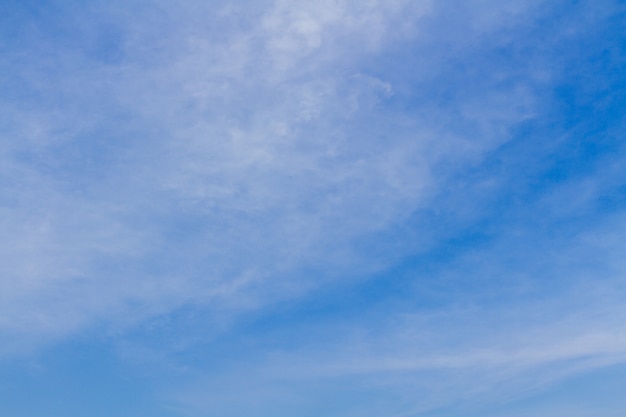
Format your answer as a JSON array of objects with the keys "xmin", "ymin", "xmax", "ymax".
[
  {"xmin": 164, "ymin": 237, "xmax": 626, "ymax": 416},
  {"xmin": 0, "ymin": 0, "xmax": 564, "ymax": 353}
]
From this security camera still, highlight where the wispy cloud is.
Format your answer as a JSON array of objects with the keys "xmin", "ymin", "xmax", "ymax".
[
  {"xmin": 165, "ymin": 221, "xmax": 626, "ymax": 416},
  {"xmin": 1, "ymin": 0, "xmax": 625, "ymax": 416},
  {"xmin": 0, "ymin": 0, "xmax": 542, "ymax": 345}
]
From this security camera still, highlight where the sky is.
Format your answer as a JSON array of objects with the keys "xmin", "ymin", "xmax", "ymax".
[{"xmin": 1, "ymin": 0, "xmax": 625, "ymax": 416}]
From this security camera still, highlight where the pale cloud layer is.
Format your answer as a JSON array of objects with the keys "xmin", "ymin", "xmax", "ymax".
[
  {"xmin": 0, "ymin": 0, "xmax": 541, "ymax": 345},
  {"xmin": 1, "ymin": 1, "xmax": 625, "ymax": 416},
  {"xmin": 161, "ymin": 211, "xmax": 626, "ymax": 415}
]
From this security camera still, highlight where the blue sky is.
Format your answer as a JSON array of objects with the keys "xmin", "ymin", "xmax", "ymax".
[{"xmin": 1, "ymin": 0, "xmax": 625, "ymax": 416}]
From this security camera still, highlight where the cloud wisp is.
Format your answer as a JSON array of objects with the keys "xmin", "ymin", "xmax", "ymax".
[{"xmin": 0, "ymin": 0, "xmax": 540, "ymax": 345}]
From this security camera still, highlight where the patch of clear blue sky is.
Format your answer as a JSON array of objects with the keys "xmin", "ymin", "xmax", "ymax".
[
  {"xmin": 0, "ymin": 340, "xmax": 179, "ymax": 417},
  {"xmin": 1, "ymin": 0, "xmax": 625, "ymax": 416}
]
